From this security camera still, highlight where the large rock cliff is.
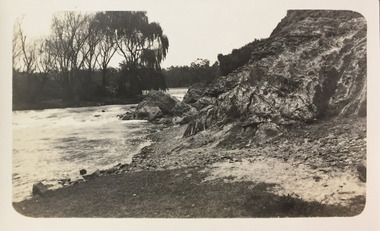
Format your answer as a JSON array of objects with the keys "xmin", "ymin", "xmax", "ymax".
[{"xmin": 184, "ymin": 10, "xmax": 366, "ymax": 137}]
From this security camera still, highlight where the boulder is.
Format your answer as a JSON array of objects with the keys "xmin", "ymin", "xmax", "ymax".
[
  {"xmin": 32, "ymin": 182, "xmax": 49, "ymax": 195},
  {"xmin": 136, "ymin": 105, "xmax": 163, "ymax": 121},
  {"xmin": 121, "ymin": 90, "xmax": 196, "ymax": 124},
  {"xmin": 137, "ymin": 90, "xmax": 178, "ymax": 115}
]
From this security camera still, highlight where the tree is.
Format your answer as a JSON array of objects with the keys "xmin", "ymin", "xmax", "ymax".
[
  {"xmin": 191, "ymin": 58, "xmax": 210, "ymax": 68},
  {"xmin": 19, "ymin": 31, "xmax": 38, "ymax": 74},
  {"xmin": 12, "ymin": 18, "xmax": 23, "ymax": 71},
  {"xmin": 103, "ymin": 11, "xmax": 169, "ymax": 96},
  {"xmin": 81, "ymin": 14, "xmax": 101, "ymax": 80},
  {"xmin": 13, "ymin": 18, "xmax": 38, "ymax": 74},
  {"xmin": 36, "ymin": 39, "xmax": 56, "ymax": 75},
  {"xmin": 48, "ymin": 12, "xmax": 91, "ymax": 100},
  {"xmin": 12, "ymin": 17, "xmax": 47, "ymax": 104},
  {"xmin": 92, "ymin": 12, "xmax": 118, "ymax": 95},
  {"xmin": 163, "ymin": 60, "xmax": 220, "ymax": 88},
  {"xmin": 12, "ymin": 11, "xmax": 171, "ymax": 108}
]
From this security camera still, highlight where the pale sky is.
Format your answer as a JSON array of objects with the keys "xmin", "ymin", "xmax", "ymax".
[
  {"xmin": 15, "ymin": 1, "xmax": 290, "ymax": 68},
  {"xmin": 9, "ymin": 0, "xmax": 373, "ymax": 69}
]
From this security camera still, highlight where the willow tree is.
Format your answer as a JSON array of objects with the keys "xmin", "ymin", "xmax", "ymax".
[
  {"xmin": 104, "ymin": 11, "xmax": 169, "ymax": 96},
  {"xmin": 92, "ymin": 12, "xmax": 118, "ymax": 95}
]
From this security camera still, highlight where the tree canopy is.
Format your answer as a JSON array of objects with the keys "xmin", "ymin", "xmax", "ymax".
[
  {"xmin": 95, "ymin": 11, "xmax": 169, "ymax": 96},
  {"xmin": 13, "ymin": 11, "xmax": 170, "ymax": 104},
  {"xmin": 163, "ymin": 59, "xmax": 220, "ymax": 88}
]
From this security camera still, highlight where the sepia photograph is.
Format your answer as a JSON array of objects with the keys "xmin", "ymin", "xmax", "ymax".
[{"xmin": 1, "ymin": 0, "xmax": 380, "ymax": 230}]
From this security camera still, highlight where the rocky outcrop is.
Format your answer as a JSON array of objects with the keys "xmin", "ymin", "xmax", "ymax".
[
  {"xmin": 185, "ymin": 10, "xmax": 366, "ymax": 137},
  {"xmin": 183, "ymin": 82, "xmax": 208, "ymax": 109},
  {"xmin": 183, "ymin": 83, "xmax": 219, "ymax": 111},
  {"xmin": 121, "ymin": 90, "xmax": 197, "ymax": 124}
]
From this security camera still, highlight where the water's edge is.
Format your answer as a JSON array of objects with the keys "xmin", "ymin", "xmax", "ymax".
[{"xmin": 12, "ymin": 89, "xmax": 188, "ymax": 202}]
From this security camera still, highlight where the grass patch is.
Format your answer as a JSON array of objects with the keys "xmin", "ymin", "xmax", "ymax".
[{"xmin": 13, "ymin": 167, "xmax": 364, "ymax": 218}]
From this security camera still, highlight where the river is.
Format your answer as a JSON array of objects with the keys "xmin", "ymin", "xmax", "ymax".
[{"xmin": 12, "ymin": 89, "xmax": 188, "ymax": 202}]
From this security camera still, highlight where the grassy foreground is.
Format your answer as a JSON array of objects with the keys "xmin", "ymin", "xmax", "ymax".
[{"xmin": 13, "ymin": 166, "xmax": 364, "ymax": 218}]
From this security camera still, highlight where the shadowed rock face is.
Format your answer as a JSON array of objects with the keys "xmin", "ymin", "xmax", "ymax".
[
  {"xmin": 137, "ymin": 90, "xmax": 178, "ymax": 116},
  {"xmin": 121, "ymin": 90, "xmax": 196, "ymax": 124},
  {"xmin": 185, "ymin": 10, "xmax": 366, "ymax": 137}
]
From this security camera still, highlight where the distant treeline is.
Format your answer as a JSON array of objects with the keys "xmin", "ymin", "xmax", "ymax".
[
  {"xmin": 12, "ymin": 68, "xmax": 140, "ymax": 109},
  {"xmin": 163, "ymin": 59, "xmax": 220, "ymax": 88},
  {"xmin": 163, "ymin": 38, "xmax": 266, "ymax": 89},
  {"xmin": 12, "ymin": 59, "xmax": 220, "ymax": 109}
]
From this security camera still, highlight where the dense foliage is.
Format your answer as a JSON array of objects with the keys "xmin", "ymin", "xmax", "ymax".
[
  {"xmin": 217, "ymin": 39, "xmax": 263, "ymax": 76},
  {"xmin": 163, "ymin": 59, "xmax": 220, "ymax": 88},
  {"xmin": 12, "ymin": 11, "xmax": 169, "ymax": 109}
]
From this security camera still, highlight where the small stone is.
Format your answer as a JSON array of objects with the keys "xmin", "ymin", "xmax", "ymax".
[
  {"xmin": 79, "ymin": 169, "xmax": 87, "ymax": 175},
  {"xmin": 82, "ymin": 175, "xmax": 94, "ymax": 181},
  {"xmin": 58, "ymin": 178, "xmax": 71, "ymax": 186},
  {"xmin": 310, "ymin": 164, "xmax": 318, "ymax": 169},
  {"xmin": 121, "ymin": 113, "xmax": 134, "ymax": 120},
  {"xmin": 357, "ymin": 163, "xmax": 366, "ymax": 182},
  {"xmin": 92, "ymin": 169, "xmax": 101, "ymax": 176},
  {"xmin": 32, "ymin": 182, "xmax": 49, "ymax": 195},
  {"xmin": 83, "ymin": 169, "xmax": 101, "ymax": 180},
  {"xmin": 120, "ymin": 164, "xmax": 129, "ymax": 170}
]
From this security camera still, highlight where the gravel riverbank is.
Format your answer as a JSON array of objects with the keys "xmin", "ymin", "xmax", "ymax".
[{"xmin": 13, "ymin": 116, "xmax": 366, "ymax": 217}]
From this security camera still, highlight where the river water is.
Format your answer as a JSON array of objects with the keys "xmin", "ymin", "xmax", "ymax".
[{"xmin": 12, "ymin": 89, "xmax": 188, "ymax": 202}]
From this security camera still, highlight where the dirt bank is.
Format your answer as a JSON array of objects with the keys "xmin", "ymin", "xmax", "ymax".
[
  {"xmin": 129, "ymin": 116, "xmax": 366, "ymax": 206},
  {"xmin": 13, "ymin": 116, "xmax": 366, "ymax": 217}
]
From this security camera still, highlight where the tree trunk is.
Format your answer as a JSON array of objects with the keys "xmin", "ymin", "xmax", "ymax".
[{"xmin": 101, "ymin": 68, "xmax": 107, "ymax": 96}]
